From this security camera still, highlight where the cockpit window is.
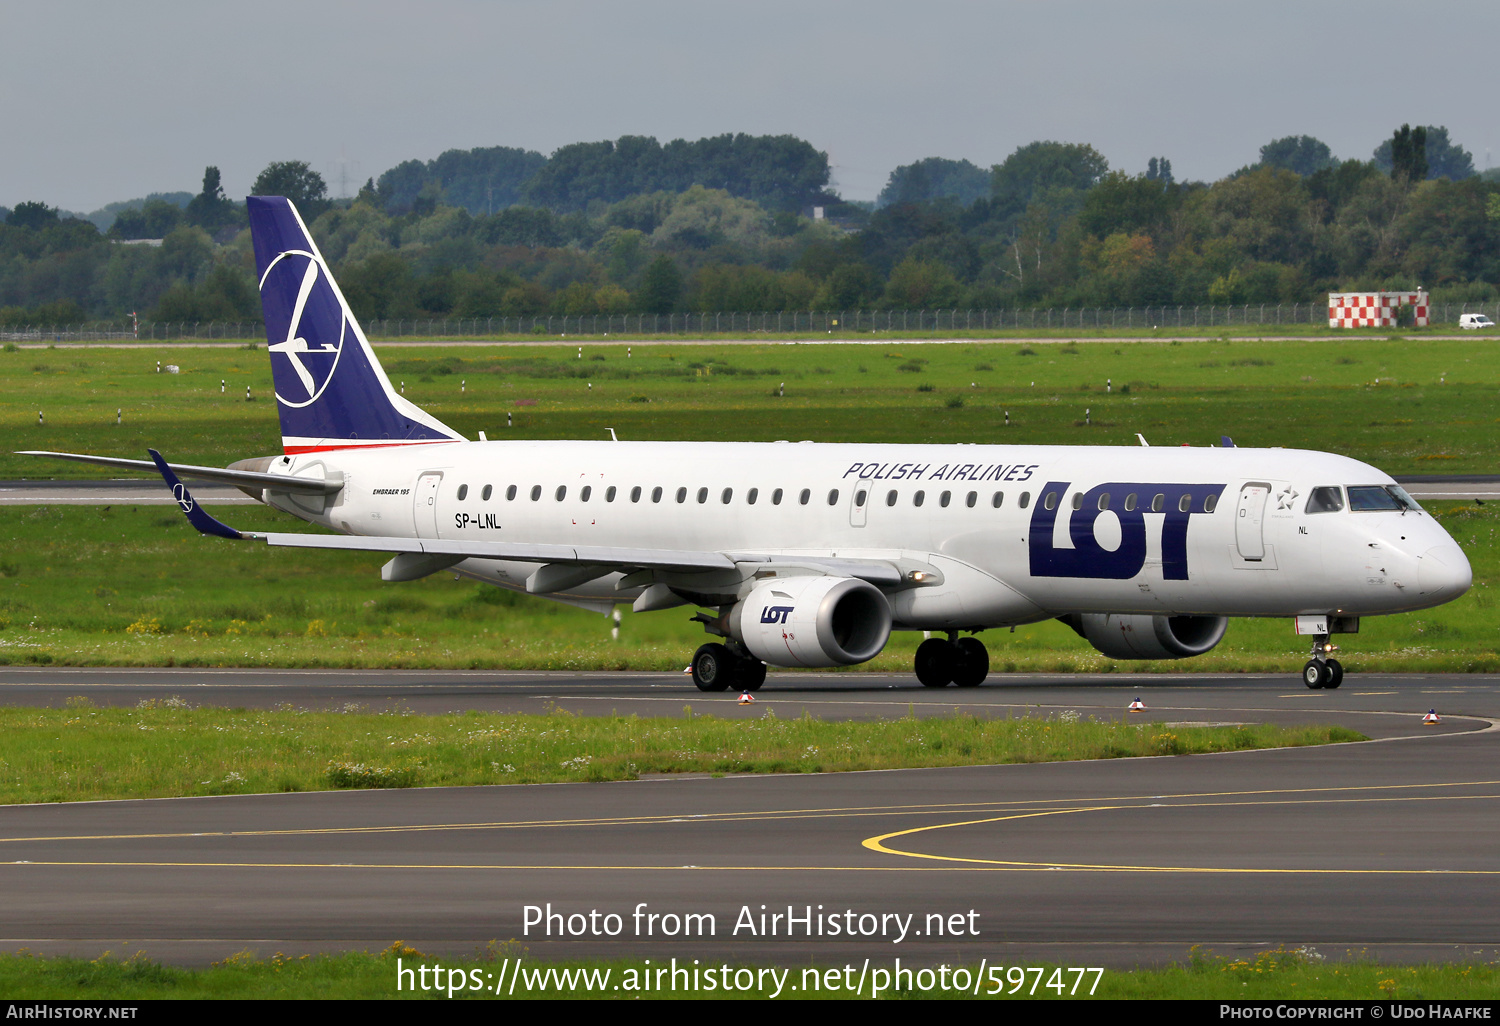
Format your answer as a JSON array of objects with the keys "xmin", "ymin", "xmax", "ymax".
[
  {"xmin": 1305, "ymin": 486, "xmax": 1345, "ymax": 514},
  {"xmin": 1348, "ymin": 485, "xmax": 1420, "ymax": 512}
]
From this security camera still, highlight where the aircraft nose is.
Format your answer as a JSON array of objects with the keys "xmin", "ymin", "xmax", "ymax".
[{"xmin": 1418, "ymin": 542, "xmax": 1472, "ymax": 602}]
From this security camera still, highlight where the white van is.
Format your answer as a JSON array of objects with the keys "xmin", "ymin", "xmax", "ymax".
[{"xmin": 1460, "ymin": 313, "xmax": 1495, "ymax": 329}]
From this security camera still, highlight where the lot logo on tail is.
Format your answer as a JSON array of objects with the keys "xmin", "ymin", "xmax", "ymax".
[{"xmin": 259, "ymin": 249, "xmax": 347, "ymax": 408}]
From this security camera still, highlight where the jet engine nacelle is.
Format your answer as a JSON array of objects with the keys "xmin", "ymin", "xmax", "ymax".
[
  {"xmin": 730, "ymin": 576, "xmax": 892, "ymax": 667},
  {"xmin": 1062, "ymin": 613, "xmax": 1228, "ymax": 660}
]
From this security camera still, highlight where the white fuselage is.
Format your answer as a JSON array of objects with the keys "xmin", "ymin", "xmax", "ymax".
[{"xmin": 259, "ymin": 440, "xmax": 1471, "ymax": 629}]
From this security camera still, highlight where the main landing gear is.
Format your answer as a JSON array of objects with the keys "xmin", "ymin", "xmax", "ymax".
[
  {"xmin": 914, "ymin": 632, "xmax": 989, "ymax": 688},
  {"xmin": 691, "ymin": 642, "xmax": 767, "ymax": 693},
  {"xmin": 1302, "ymin": 634, "xmax": 1343, "ymax": 690}
]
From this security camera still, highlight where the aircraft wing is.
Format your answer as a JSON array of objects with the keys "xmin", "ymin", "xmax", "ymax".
[
  {"xmin": 259, "ymin": 534, "xmax": 903, "ymax": 582},
  {"xmin": 260, "ymin": 531, "xmax": 738, "ymax": 573},
  {"xmin": 140, "ymin": 452, "xmax": 905, "ymax": 584},
  {"xmin": 18, "ymin": 450, "xmax": 342, "ymax": 495}
]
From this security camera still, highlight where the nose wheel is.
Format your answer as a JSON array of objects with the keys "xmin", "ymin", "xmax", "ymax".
[{"xmin": 1301, "ymin": 634, "xmax": 1343, "ymax": 689}]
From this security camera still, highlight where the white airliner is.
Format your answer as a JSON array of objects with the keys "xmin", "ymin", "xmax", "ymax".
[{"xmin": 25, "ymin": 197, "xmax": 1473, "ymax": 691}]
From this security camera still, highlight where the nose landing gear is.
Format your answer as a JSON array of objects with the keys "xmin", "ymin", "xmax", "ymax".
[
  {"xmin": 1302, "ymin": 634, "xmax": 1343, "ymax": 690},
  {"xmin": 914, "ymin": 633, "xmax": 989, "ymax": 688}
]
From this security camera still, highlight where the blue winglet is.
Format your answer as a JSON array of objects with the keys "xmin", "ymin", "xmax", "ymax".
[
  {"xmin": 148, "ymin": 449, "xmax": 244, "ymax": 540},
  {"xmin": 1220, "ymin": 435, "xmax": 1236, "ymax": 448}
]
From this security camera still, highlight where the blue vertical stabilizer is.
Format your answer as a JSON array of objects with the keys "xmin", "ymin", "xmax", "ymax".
[{"xmin": 248, "ymin": 196, "xmax": 463, "ymax": 453}]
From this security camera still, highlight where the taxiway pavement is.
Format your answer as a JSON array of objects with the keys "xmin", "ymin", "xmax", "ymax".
[{"xmin": 0, "ymin": 668, "xmax": 1496, "ymax": 968}]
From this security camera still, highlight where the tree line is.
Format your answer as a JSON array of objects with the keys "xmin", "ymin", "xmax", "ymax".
[{"xmin": 3, "ymin": 125, "xmax": 1498, "ymax": 328}]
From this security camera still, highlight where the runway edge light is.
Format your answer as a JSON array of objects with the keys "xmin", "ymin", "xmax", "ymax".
[
  {"xmin": 1129, "ymin": 697, "xmax": 1147, "ymax": 712},
  {"xmin": 1423, "ymin": 709, "xmax": 1441, "ymax": 725}
]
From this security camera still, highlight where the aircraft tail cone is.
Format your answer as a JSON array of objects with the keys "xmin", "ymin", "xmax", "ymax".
[
  {"xmin": 1128, "ymin": 697, "xmax": 1146, "ymax": 712},
  {"xmin": 1423, "ymin": 709, "xmax": 1441, "ymax": 725}
]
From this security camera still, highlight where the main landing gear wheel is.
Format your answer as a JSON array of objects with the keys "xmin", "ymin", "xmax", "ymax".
[
  {"xmin": 952, "ymin": 636, "xmax": 989, "ymax": 688},
  {"xmin": 914, "ymin": 638, "xmax": 953, "ymax": 687},
  {"xmin": 914, "ymin": 636, "xmax": 990, "ymax": 687},
  {"xmin": 738, "ymin": 658, "xmax": 767, "ymax": 692},
  {"xmin": 692, "ymin": 643, "xmax": 735, "ymax": 692}
]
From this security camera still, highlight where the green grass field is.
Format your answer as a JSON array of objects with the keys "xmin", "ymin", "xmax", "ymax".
[
  {"xmin": 4, "ymin": 334, "xmax": 1499, "ymax": 477},
  {"xmin": 2, "ymin": 336, "xmax": 1499, "ymax": 672},
  {"xmin": 0, "ymin": 700, "xmax": 1360, "ymax": 804}
]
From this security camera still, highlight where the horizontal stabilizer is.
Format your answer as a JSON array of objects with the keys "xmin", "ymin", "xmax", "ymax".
[{"xmin": 18, "ymin": 450, "xmax": 342, "ymax": 495}]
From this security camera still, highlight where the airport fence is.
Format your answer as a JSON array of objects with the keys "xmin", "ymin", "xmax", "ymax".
[{"xmin": 4, "ymin": 302, "xmax": 1500, "ymax": 343}]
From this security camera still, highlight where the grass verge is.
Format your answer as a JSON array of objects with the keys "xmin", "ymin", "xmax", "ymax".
[
  {"xmin": 0, "ymin": 701, "xmax": 1362, "ymax": 804},
  {"xmin": 0, "ymin": 943, "xmax": 1493, "ymax": 999}
]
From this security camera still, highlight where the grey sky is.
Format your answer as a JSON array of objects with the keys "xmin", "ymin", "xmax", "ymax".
[{"xmin": 5, "ymin": 0, "xmax": 1497, "ymax": 212}]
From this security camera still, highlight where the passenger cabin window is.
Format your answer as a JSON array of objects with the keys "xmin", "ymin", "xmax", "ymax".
[
  {"xmin": 1123, "ymin": 493, "xmax": 1137, "ymax": 511},
  {"xmin": 1204, "ymin": 494, "xmax": 1218, "ymax": 513},
  {"xmin": 530, "ymin": 485, "xmax": 542, "ymax": 501},
  {"xmin": 772, "ymin": 488, "xmax": 783, "ymax": 505},
  {"xmin": 676, "ymin": 487, "xmax": 688, "ymax": 503},
  {"xmin": 456, "ymin": 484, "xmax": 468, "ymax": 500},
  {"xmin": 799, "ymin": 489, "xmax": 811, "ymax": 505},
  {"xmin": 966, "ymin": 491, "xmax": 977, "ymax": 508},
  {"xmin": 605, "ymin": 486, "xmax": 616, "ymax": 502},
  {"xmin": 913, "ymin": 490, "xmax": 926, "ymax": 507},
  {"xmin": 481, "ymin": 485, "xmax": 492, "ymax": 501},
  {"xmin": 1071, "ymin": 492, "xmax": 1083, "ymax": 510},
  {"xmin": 827, "ymin": 489, "xmax": 839, "ymax": 505},
  {"xmin": 1305, "ymin": 486, "xmax": 1345, "ymax": 514},
  {"xmin": 1347, "ymin": 486, "xmax": 1405, "ymax": 512},
  {"xmin": 506, "ymin": 485, "xmax": 517, "ymax": 501},
  {"xmin": 1097, "ymin": 493, "xmax": 1110, "ymax": 510},
  {"xmin": 939, "ymin": 491, "xmax": 951, "ymax": 508},
  {"xmin": 1018, "ymin": 491, "xmax": 1030, "ymax": 509},
  {"xmin": 721, "ymin": 488, "xmax": 733, "ymax": 504},
  {"xmin": 854, "ymin": 489, "xmax": 867, "ymax": 507},
  {"xmin": 1043, "ymin": 492, "xmax": 1057, "ymax": 511},
  {"xmin": 887, "ymin": 490, "xmax": 899, "ymax": 507},
  {"xmin": 697, "ymin": 487, "xmax": 708, "ymax": 504},
  {"xmin": 1178, "ymin": 494, "xmax": 1191, "ymax": 512},
  {"xmin": 555, "ymin": 486, "xmax": 567, "ymax": 501},
  {"xmin": 747, "ymin": 488, "xmax": 758, "ymax": 505},
  {"xmin": 630, "ymin": 486, "xmax": 642, "ymax": 502},
  {"xmin": 991, "ymin": 491, "xmax": 1003, "ymax": 508},
  {"xmin": 1150, "ymin": 493, "xmax": 1164, "ymax": 513},
  {"xmin": 580, "ymin": 486, "xmax": 592, "ymax": 502},
  {"xmin": 651, "ymin": 486, "xmax": 663, "ymax": 503}
]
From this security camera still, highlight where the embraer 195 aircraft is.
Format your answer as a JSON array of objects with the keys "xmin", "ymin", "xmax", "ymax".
[{"xmin": 26, "ymin": 197, "xmax": 1474, "ymax": 691}]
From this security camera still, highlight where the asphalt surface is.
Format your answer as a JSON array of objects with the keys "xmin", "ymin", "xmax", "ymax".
[{"xmin": 1, "ymin": 667, "xmax": 1498, "ymax": 969}]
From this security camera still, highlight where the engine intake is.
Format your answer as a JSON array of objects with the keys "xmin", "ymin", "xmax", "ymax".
[
  {"xmin": 730, "ymin": 576, "xmax": 892, "ymax": 667},
  {"xmin": 1061, "ymin": 613, "xmax": 1227, "ymax": 660}
]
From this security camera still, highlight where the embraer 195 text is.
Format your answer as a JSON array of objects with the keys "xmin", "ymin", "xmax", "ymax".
[{"xmin": 26, "ymin": 197, "xmax": 1473, "ymax": 691}]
